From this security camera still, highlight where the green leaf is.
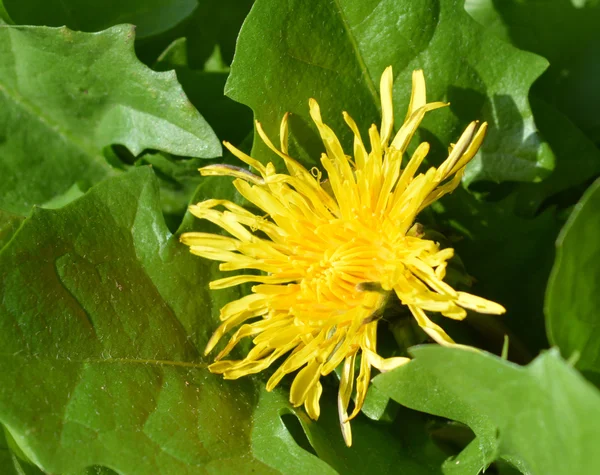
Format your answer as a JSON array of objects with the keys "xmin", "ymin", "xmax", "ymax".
[
  {"xmin": 0, "ymin": 426, "xmax": 43, "ymax": 475},
  {"xmin": 0, "ymin": 168, "xmax": 275, "ymax": 473},
  {"xmin": 465, "ymin": 0, "xmax": 600, "ymax": 143},
  {"xmin": 515, "ymin": 97, "xmax": 600, "ymax": 215},
  {"xmin": 155, "ymin": 37, "xmax": 253, "ymax": 145},
  {"xmin": 0, "ymin": 25, "xmax": 220, "ymax": 216},
  {"xmin": 427, "ymin": 189, "xmax": 562, "ymax": 355},
  {"xmin": 252, "ymin": 388, "xmax": 447, "ymax": 474},
  {"xmin": 227, "ymin": 0, "xmax": 552, "ymax": 183},
  {"xmin": 546, "ymin": 177, "xmax": 600, "ymax": 375},
  {"xmin": 3, "ymin": 0, "xmax": 197, "ymax": 38},
  {"xmin": 374, "ymin": 346, "xmax": 600, "ymax": 475},
  {"xmin": 252, "ymin": 389, "xmax": 337, "ymax": 474},
  {"xmin": 0, "ymin": 209, "xmax": 23, "ymax": 251},
  {"xmin": 135, "ymin": 0, "xmax": 254, "ymax": 68}
]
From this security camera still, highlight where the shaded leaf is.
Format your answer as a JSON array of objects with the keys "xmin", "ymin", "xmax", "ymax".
[
  {"xmin": 227, "ymin": 0, "xmax": 552, "ymax": 183},
  {"xmin": 0, "ymin": 25, "xmax": 220, "ymax": 215},
  {"xmin": 0, "ymin": 168, "xmax": 274, "ymax": 474},
  {"xmin": 155, "ymin": 37, "xmax": 253, "ymax": 145},
  {"xmin": 465, "ymin": 0, "xmax": 600, "ymax": 143},
  {"xmin": 374, "ymin": 346, "xmax": 600, "ymax": 475},
  {"xmin": 516, "ymin": 97, "xmax": 600, "ymax": 215},
  {"xmin": 253, "ymin": 388, "xmax": 446, "ymax": 474},
  {"xmin": 134, "ymin": 0, "xmax": 254, "ymax": 68},
  {"xmin": 3, "ymin": 0, "xmax": 197, "ymax": 38},
  {"xmin": 426, "ymin": 189, "xmax": 561, "ymax": 355},
  {"xmin": 546, "ymin": 177, "xmax": 600, "ymax": 375}
]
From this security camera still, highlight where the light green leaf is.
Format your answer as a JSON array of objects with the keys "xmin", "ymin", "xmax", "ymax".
[
  {"xmin": 546, "ymin": 177, "xmax": 600, "ymax": 375},
  {"xmin": 374, "ymin": 346, "xmax": 600, "ymax": 475},
  {"xmin": 227, "ymin": 0, "xmax": 552, "ymax": 184},
  {"xmin": 0, "ymin": 168, "xmax": 275, "ymax": 474},
  {"xmin": 3, "ymin": 0, "xmax": 197, "ymax": 38},
  {"xmin": 0, "ymin": 25, "xmax": 220, "ymax": 216}
]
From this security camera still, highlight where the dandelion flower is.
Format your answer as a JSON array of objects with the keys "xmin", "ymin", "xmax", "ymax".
[{"xmin": 181, "ymin": 66, "xmax": 505, "ymax": 446}]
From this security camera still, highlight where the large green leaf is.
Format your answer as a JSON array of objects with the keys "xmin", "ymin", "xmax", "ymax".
[
  {"xmin": 465, "ymin": 0, "xmax": 600, "ymax": 144},
  {"xmin": 0, "ymin": 25, "xmax": 220, "ymax": 216},
  {"xmin": 374, "ymin": 346, "xmax": 600, "ymax": 475},
  {"xmin": 0, "ymin": 167, "xmax": 278, "ymax": 473},
  {"xmin": 3, "ymin": 0, "xmax": 197, "ymax": 38},
  {"xmin": 227, "ymin": 0, "xmax": 552, "ymax": 184},
  {"xmin": 546, "ymin": 177, "xmax": 600, "ymax": 375}
]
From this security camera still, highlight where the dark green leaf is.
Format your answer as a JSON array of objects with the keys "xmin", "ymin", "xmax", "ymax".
[
  {"xmin": 134, "ymin": 0, "xmax": 254, "ymax": 68},
  {"xmin": 374, "ymin": 346, "xmax": 600, "ymax": 475},
  {"xmin": 4, "ymin": 0, "xmax": 197, "ymax": 38},
  {"xmin": 546, "ymin": 177, "xmax": 600, "ymax": 375},
  {"xmin": 0, "ymin": 25, "xmax": 220, "ymax": 216},
  {"xmin": 0, "ymin": 168, "xmax": 275, "ymax": 473},
  {"xmin": 465, "ymin": 0, "xmax": 600, "ymax": 143},
  {"xmin": 253, "ymin": 387, "xmax": 446, "ymax": 474},
  {"xmin": 155, "ymin": 37, "xmax": 253, "ymax": 145},
  {"xmin": 427, "ymin": 189, "xmax": 561, "ymax": 355},
  {"xmin": 0, "ymin": 426, "xmax": 43, "ymax": 475},
  {"xmin": 516, "ymin": 97, "xmax": 600, "ymax": 215},
  {"xmin": 227, "ymin": 0, "xmax": 552, "ymax": 183}
]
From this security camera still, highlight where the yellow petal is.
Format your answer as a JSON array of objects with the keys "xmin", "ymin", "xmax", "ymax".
[
  {"xmin": 379, "ymin": 65, "xmax": 394, "ymax": 147},
  {"xmin": 405, "ymin": 69, "xmax": 427, "ymax": 121},
  {"xmin": 457, "ymin": 291, "xmax": 506, "ymax": 314},
  {"xmin": 290, "ymin": 359, "xmax": 323, "ymax": 407},
  {"xmin": 304, "ymin": 381, "xmax": 323, "ymax": 420},
  {"xmin": 280, "ymin": 112, "xmax": 290, "ymax": 154},
  {"xmin": 406, "ymin": 304, "xmax": 456, "ymax": 346}
]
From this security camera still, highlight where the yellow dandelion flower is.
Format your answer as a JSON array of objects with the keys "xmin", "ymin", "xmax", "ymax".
[{"xmin": 181, "ymin": 66, "xmax": 505, "ymax": 446}]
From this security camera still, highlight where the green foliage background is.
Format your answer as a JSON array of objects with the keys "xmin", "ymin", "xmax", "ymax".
[{"xmin": 0, "ymin": 0, "xmax": 599, "ymax": 473}]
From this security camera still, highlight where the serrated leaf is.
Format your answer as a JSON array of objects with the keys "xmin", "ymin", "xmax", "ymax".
[
  {"xmin": 374, "ymin": 346, "xmax": 600, "ymax": 475},
  {"xmin": 3, "ymin": 0, "xmax": 197, "ymax": 38},
  {"xmin": 0, "ymin": 168, "xmax": 276, "ymax": 474},
  {"xmin": 0, "ymin": 25, "xmax": 220, "ymax": 216},
  {"xmin": 227, "ymin": 0, "xmax": 552, "ymax": 184},
  {"xmin": 515, "ymin": 97, "xmax": 600, "ymax": 215},
  {"xmin": 465, "ymin": 0, "xmax": 600, "ymax": 143},
  {"xmin": 546, "ymin": 177, "xmax": 600, "ymax": 375},
  {"xmin": 155, "ymin": 37, "xmax": 253, "ymax": 145}
]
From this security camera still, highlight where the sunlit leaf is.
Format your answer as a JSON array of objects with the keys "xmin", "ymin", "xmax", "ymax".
[
  {"xmin": 0, "ymin": 168, "xmax": 274, "ymax": 473},
  {"xmin": 374, "ymin": 346, "xmax": 600, "ymax": 475},
  {"xmin": 227, "ymin": 0, "xmax": 552, "ymax": 184},
  {"xmin": 0, "ymin": 25, "xmax": 220, "ymax": 215}
]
